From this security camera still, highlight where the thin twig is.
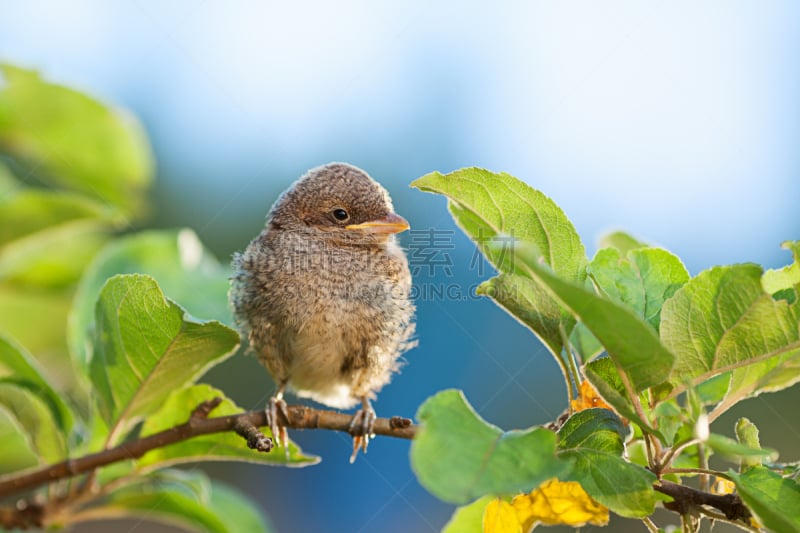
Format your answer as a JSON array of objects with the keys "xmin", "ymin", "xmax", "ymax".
[
  {"xmin": 658, "ymin": 437, "xmax": 701, "ymax": 474},
  {"xmin": 664, "ymin": 468, "xmax": 732, "ymax": 481},
  {"xmin": 0, "ymin": 402, "xmax": 416, "ymax": 500},
  {"xmin": 642, "ymin": 516, "xmax": 659, "ymax": 533}
]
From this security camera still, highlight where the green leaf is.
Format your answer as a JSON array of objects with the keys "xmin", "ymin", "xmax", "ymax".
[
  {"xmin": 0, "ymin": 284, "xmax": 78, "ymax": 384},
  {"xmin": 90, "ymin": 469, "xmax": 274, "ymax": 533},
  {"xmin": 570, "ymin": 322, "xmax": 603, "ymax": 361},
  {"xmin": 557, "ymin": 409, "xmax": 657, "ymax": 518},
  {"xmin": 660, "ymin": 263, "xmax": 800, "ymax": 400},
  {"xmin": 730, "ymin": 466, "xmax": 800, "ymax": 533},
  {"xmin": 651, "ymin": 401, "xmax": 684, "ymax": 447},
  {"xmin": 71, "ymin": 229, "xmax": 233, "ymax": 368},
  {"xmin": 587, "ymin": 247, "xmax": 689, "ymax": 331},
  {"xmin": 0, "ymin": 335, "xmax": 74, "ymax": 433},
  {"xmin": 695, "ymin": 372, "xmax": 731, "ymax": 405},
  {"xmin": 442, "ymin": 496, "xmax": 493, "ymax": 533},
  {"xmin": 0, "ymin": 64, "xmax": 153, "ymax": 215},
  {"xmin": 736, "ymin": 418, "xmax": 762, "ymax": 470},
  {"xmin": 705, "ymin": 434, "xmax": 776, "ymax": 462},
  {"xmin": 0, "ymin": 383, "xmax": 67, "ymax": 463},
  {"xmin": 137, "ymin": 384, "xmax": 318, "ymax": 469},
  {"xmin": 584, "ymin": 357, "xmax": 662, "ymax": 439},
  {"xmin": 1, "ymin": 226, "xmax": 108, "ymax": 288},
  {"xmin": 0, "ymin": 189, "xmax": 119, "ymax": 248},
  {"xmin": 477, "ymin": 274, "xmax": 573, "ymax": 357},
  {"xmin": 598, "ymin": 231, "xmax": 647, "ymax": 254},
  {"xmin": 412, "ymin": 168, "xmax": 586, "ymax": 359},
  {"xmin": 709, "ymin": 245, "xmax": 800, "ymax": 417},
  {"xmin": 410, "ymin": 389, "xmax": 569, "ymax": 504},
  {"xmin": 0, "ymin": 160, "xmax": 17, "ymax": 194},
  {"xmin": 514, "ymin": 245, "xmax": 674, "ymax": 392},
  {"xmin": 411, "ymin": 168, "xmax": 587, "ymax": 280},
  {"xmin": 557, "ymin": 408, "xmax": 627, "ymax": 452},
  {"xmin": 0, "ymin": 409, "xmax": 40, "ymax": 474},
  {"xmin": 763, "ymin": 241, "xmax": 800, "ymax": 296},
  {"xmin": 0, "ymin": 189, "xmax": 120, "ymax": 288},
  {"xmin": 204, "ymin": 480, "xmax": 274, "ymax": 533},
  {"xmin": 90, "ymin": 274, "xmax": 239, "ymax": 443}
]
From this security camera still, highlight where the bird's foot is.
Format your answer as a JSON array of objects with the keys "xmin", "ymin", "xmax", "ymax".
[
  {"xmin": 266, "ymin": 393, "xmax": 290, "ymax": 451},
  {"xmin": 348, "ymin": 398, "xmax": 376, "ymax": 463}
]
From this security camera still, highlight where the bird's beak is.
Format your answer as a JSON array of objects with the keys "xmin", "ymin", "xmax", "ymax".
[{"xmin": 346, "ymin": 213, "xmax": 410, "ymax": 234}]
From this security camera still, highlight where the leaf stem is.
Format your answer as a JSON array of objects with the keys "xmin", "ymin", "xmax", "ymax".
[
  {"xmin": 566, "ymin": 343, "xmax": 583, "ymax": 393},
  {"xmin": 642, "ymin": 516, "xmax": 659, "ymax": 533},
  {"xmin": 617, "ymin": 370, "xmax": 657, "ymax": 468},
  {"xmin": 557, "ymin": 325, "xmax": 578, "ymax": 412}
]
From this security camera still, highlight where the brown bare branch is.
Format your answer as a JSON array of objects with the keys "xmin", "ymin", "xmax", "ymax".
[
  {"xmin": 0, "ymin": 403, "xmax": 416, "ymax": 502},
  {"xmin": 0, "ymin": 402, "xmax": 758, "ymax": 530},
  {"xmin": 655, "ymin": 479, "xmax": 751, "ymax": 522}
]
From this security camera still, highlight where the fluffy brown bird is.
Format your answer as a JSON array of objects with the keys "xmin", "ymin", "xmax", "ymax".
[{"xmin": 230, "ymin": 163, "xmax": 416, "ymax": 460}]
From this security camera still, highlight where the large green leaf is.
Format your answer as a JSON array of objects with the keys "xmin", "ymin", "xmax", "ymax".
[
  {"xmin": 0, "ymin": 409, "xmax": 40, "ymax": 474},
  {"xmin": 411, "ymin": 168, "xmax": 586, "ymax": 358},
  {"xmin": 557, "ymin": 409, "xmax": 657, "ymax": 518},
  {"xmin": 84, "ymin": 469, "xmax": 274, "ymax": 533},
  {"xmin": 0, "ymin": 284, "xmax": 78, "ymax": 390},
  {"xmin": 477, "ymin": 273, "xmax": 573, "ymax": 356},
  {"xmin": 660, "ymin": 263, "xmax": 800, "ymax": 400},
  {"xmin": 0, "ymin": 335, "xmax": 74, "ymax": 433},
  {"xmin": 0, "ymin": 189, "xmax": 119, "ymax": 287},
  {"xmin": 514, "ymin": 246, "xmax": 674, "ymax": 392},
  {"xmin": 729, "ymin": 466, "xmax": 800, "ymax": 533},
  {"xmin": 587, "ymin": 247, "xmax": 689, "ymax": 331},
  {"xmin": 411, "ymin": 168, "xmax": 587, "ymax": 280},
  {"xmin": 90, "ymin": 274, "xmax": 239, "ymax": 444},
  {"xmin": 71, "ymin": 229, "xmax": 233, "ymax": 368},
  {"xmin": 137, "ymin": 384, "xmax": 318, "ymax": 469},
  {"xmin": 0, "ymin": 189, "xmax": 119, "ymax": 247},
  {"xmin": 710, "ymin": 243, "xmax": 800, "ymax": 417},
  {"xmin": 0, "ymin": 384, "xmax": 67, "ymax": 464},
  {"xmin": 0, "ymin": 64, "xmax": 153, "ymax": 214},
  {"xmin": 410, "ymin": 389, "xmax": 569, "ymax": 504}
]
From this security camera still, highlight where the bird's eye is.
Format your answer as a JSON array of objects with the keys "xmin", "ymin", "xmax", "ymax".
[{"xmin": 331, "ymin": 208, "xmax": 350, "ymax": 222}]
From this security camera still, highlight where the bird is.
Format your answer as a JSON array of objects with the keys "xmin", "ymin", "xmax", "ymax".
[{"xmin": 230, "ymin": 162, "xmax": 416, "ymax": 461}]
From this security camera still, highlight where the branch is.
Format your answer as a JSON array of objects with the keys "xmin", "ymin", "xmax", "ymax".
[
  {"xmin": 0, "ymin": 400, "xmax": 416, "ymax": 501},
  {"xmin": 654, "ymin": 479, "xmax": 750, "ymax": 522}
]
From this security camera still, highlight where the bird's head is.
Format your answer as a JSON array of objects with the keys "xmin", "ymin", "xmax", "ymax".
[{"xmin": 269, "ymin": 163, "xmax": 409, "ymax": 245}]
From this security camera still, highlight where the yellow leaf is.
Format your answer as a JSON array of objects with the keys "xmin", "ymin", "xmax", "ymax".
[
  {"xmin": 571, "ymin": 380, "xmax": 613, "ymax": 412},
  {"xmin": 711, "ymin": 477, "xmax": 736, "ymax": 495},
  {"xmin": 512, "ymin": 478, "xmax": 609, "ymax": 529},
  {"xmin": 483, "ymin": 498, "xmax": 522, "ymax": 533}
]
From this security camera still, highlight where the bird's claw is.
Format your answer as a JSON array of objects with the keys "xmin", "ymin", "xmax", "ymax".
[
  {"xmin": 348, "ymin": 400, "xmax": 376, "ymax": 463},
  {"xmin": 267, "ymin": 394, "xmax": 290, "ymax": 450}
]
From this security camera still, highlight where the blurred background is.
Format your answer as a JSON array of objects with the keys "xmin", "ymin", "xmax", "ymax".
[{"xmin": 2, "ymin": 1, "xmax": 799, "ymax": 532}]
